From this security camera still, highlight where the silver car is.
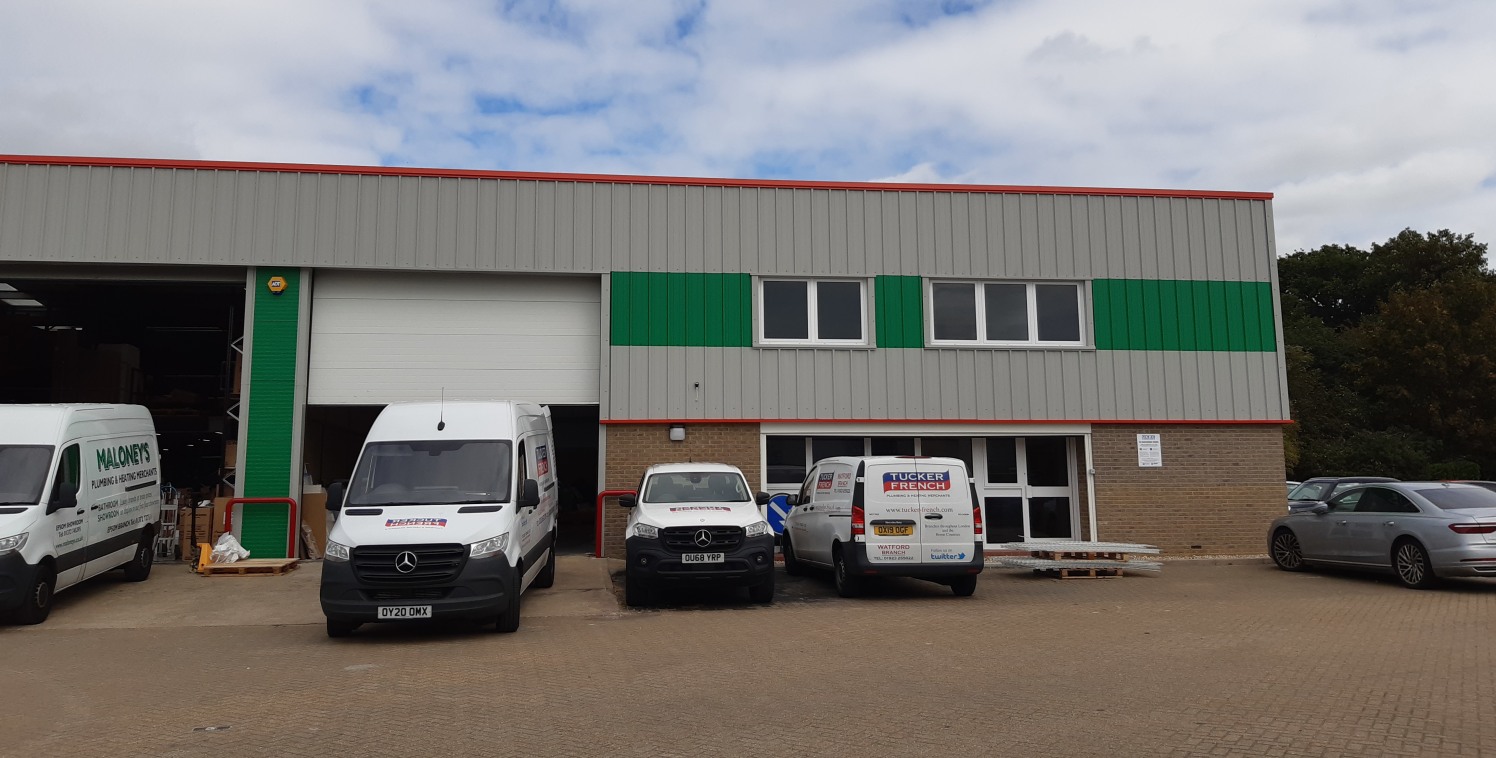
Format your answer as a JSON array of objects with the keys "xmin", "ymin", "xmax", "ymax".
[{"xmin": 1268, "ymin": 482, "xmax": 1496, "ymax": 588}]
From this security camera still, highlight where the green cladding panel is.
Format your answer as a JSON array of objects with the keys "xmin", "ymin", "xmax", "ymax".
[
  {"xmin": 1092, "ymin": 279, "xmax": 1277, "ymax": 352},
  {"xmin": 875, "ymin": 275, "xmax": 924, "ymax": 348},
  {"xmin": 241, "ymin": 269, "xmax": 300, "ymax": 559},
  {"xmin": 610, "ymin": 272, "xmax": 753, "ymax": 347}
]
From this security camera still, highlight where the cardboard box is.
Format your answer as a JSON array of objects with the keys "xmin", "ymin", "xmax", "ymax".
[
  {"xmin": 223, "ymin": 440, "xmax": 238, "ymax": 470},
  {"xmin": 301, "ymin": 489, "xmax": 328, "ymax": 557}
]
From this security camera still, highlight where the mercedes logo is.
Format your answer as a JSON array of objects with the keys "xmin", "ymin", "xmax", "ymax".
[
  {"xmin": 694, "ymin": 529, "xmax": 712, "ymax": 548},
  {"xmin": 395, "ymin": 551, "xmax": 418, "ymax": 574}
]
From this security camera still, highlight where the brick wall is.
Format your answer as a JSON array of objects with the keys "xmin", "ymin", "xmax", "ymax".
[
  {"xmin": 601, "ymin": 423, "xmax": 762, "ymax": 558},
  {"xmin": 1092, "ymin": 424, "xmax": 1285, "ymax": 555}
]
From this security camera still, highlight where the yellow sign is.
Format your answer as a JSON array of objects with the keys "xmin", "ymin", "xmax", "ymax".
[{"xmin": 266, "ymin": 276, "xmax": 287, "ymax": 294}]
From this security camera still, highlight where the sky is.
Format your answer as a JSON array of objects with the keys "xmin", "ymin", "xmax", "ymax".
[{"xmin": 0, "ymin": 0, "xmax": 1491, "ymax": 256}]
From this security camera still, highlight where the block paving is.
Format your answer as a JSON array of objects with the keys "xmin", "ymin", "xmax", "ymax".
[{"xmin": 1, "ymin": 556, "xmax": 1492, "ymax": 757}]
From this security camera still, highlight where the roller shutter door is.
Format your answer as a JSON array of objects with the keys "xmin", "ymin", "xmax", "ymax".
[{"xmin": 308, "ymin": 271, "xmax": 600, "ymax": 405}]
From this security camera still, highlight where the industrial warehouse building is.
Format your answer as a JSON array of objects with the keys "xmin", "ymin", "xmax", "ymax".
[{"xmin": 0, "ymin": 155, "xmax": 1289, "ymax": 560}]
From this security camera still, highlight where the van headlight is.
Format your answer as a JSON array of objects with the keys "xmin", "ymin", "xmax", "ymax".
[
  {"xmin": 744, "ymin": 521, "xmax": 771, "ymax": 538},
  {"xmin": 324, "ymin": 540, "xmax": 350, "ymax": 562},
  {"xmin": 0, "ymin": 533, "xmax": 27, "ymax": 555},
  {"xmin": 470, "ymin": 533, "xmax": 509, "ymax": 559},
  {"xmin": 631, "ymin": 523, "xmax": 658, "ymax": 540}
]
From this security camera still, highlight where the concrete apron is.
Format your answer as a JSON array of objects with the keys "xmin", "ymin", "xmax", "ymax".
[{"xmin": 13, "ymin": 555, "xmax": 623, "ymax": 631}]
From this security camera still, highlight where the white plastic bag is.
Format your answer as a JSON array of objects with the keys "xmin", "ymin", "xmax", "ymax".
[{"xmin": 210, "ymin": 533, "xmax": 251, "ymax": 564}]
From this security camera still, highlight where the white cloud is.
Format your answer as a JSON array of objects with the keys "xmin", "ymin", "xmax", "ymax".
[{"xmin": 0, "ymin": 0, "xmax": 1492, "ymax": 254}]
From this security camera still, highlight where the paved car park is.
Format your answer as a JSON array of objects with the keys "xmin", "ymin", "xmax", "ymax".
[{"xmin": 2, "ymin": 556, "xmax": 1494, "ymax": 757}]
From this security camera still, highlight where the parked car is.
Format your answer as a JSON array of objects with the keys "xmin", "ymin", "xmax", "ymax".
[
  {"xmin": 1287, "ymin": 477, "xmax": 1398, "ymax": 509},
  {"xmin": 1268, "ymin": 481, "xmax": 1496, "ymax": 588},
  {"xmin": 781, "ymin": 455, "xmax": 983, "ymax": 597},
  {"xmin": 1286, "ymin": 481, "xmax": 1300, "ymax": 494},
  {"xmin": 619, "ymin": 463, "xmax": 775, "ymax": 607}
]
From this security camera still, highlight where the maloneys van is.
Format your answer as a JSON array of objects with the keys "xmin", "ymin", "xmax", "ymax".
[{"xmin": 0, "ymin": 404, "xmax": 161, "ymax": 624}]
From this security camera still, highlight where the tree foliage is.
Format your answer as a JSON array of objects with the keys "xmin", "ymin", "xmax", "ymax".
[{"xmin": 1280, "ymin": 229, "xmax": 1493, "ymax": 479}]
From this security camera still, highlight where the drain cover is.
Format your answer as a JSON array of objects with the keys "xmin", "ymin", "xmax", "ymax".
[{"xmin": 192, "ymin": 726, "xmax": 232, "ymax": 733}]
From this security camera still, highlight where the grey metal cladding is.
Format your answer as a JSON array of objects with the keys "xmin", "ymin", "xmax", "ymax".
[
  {"xmin": 1, "ymin": 163, "xmax": 1274, "ymax": 281},
  {"xmin": 0, "ymin": 161, "xmax": 1287, "ymax": 423},
  {"xmin": 607, "ymin": 347, "xmax": 1286, "ymax": 422}
]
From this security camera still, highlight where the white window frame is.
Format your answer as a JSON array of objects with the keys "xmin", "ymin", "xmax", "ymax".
[
  {"xmin": 926, "ymin": 280, "xmax": 1086, "ymax": 347},
  {"xmin": 757, "ymin": 278, "xmax": 870, "ymax": 347}
]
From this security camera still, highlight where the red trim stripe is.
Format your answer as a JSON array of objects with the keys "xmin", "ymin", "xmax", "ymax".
[
  {"xmin": 600, "ymin": 418, "xmax": 1293, "ymax": 425},
  {"xmin": 0, "ymin": 154, "xmax": 1273, "ymax": 201}
]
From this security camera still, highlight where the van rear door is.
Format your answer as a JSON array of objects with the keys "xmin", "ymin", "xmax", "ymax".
[
  {"xmin": 912, "ymin": 459, "xmax": 976, "ymax": 563},
  {"xmin": 863, "ymin": 458, "xmax": 975, "ymax": 565},
  {"xmin": 861, "ymin": 460, "xmax": 925, "ymax": 564}
]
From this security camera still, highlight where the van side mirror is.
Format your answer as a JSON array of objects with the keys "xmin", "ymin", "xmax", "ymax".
[
  {"xmin": 327, "ymin": 481, "xmax": 347, "ymax": 513},
  {"xmin": 618, "ymin": 494, "xmax": 637, "ymax": 509},
  {"xmin": 755, "ymin": 492, "xmax": 771, "ymax": 506},
  {"xmin": 785, "ymin": 494, "xmax": 801, "ymax": 507},
  {"xmin": 48, "ymin": 486, "xmax": 78, "ymax": 515},
  {"xmin": 518, "ymin": 478, "xmax": 541, "ymax": 509}
]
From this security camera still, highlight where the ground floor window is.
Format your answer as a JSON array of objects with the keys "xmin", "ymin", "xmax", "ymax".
[{"xmin": 763, "ymin": 434, "xmax": 1082, "ymax": 544}]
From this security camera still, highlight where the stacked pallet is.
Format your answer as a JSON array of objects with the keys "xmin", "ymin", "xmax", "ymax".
[{"xmin": 989, "ymin": 539, "xmax": 1162, "ymax": 578}]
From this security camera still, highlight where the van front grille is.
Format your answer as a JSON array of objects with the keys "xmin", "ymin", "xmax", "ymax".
[
  {"xmin": 662, "ymin": 526, "xmax": 744, "ymax": 553},
  {"xmin": 352, "ymin": 544, "xmax": 466, "ymax": 583}
]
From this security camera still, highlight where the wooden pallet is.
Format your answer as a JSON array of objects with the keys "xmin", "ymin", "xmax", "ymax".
[
  {"xmin": 1049, "ymin": 567, "xmax": 1122, "ymax": 579},
  {"xmin": 1035, "ymin": 550, "xmax": 1131, "ymax": 562},
  {"xmin": 197, "ymin": 557, "xmax": 299, "ymax": 576},
  {"xmin": 194, "ymin": 542, "xmax": 299, "ymax": 576}
]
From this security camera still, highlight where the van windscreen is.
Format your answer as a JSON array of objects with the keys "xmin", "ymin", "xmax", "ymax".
[
  {"xmin": 346, "ymin": 440, "xmax": 513, "ymax": 506},
  {"xmin": 644, "ymin": 472, "xmax": 751, "ymax": 503},
  {"xmin": 0, "ymin": 445, "xmax": 54, "ymax": 505}
]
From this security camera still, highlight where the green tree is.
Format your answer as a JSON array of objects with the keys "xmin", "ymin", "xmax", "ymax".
[
  {"xmin": 1354, "ymin": 276, "xmax": 1496, "ymax": 474},
  {"xmin": 1279, "ymin": 229, "xmax": 1492, "ymax": 479}
]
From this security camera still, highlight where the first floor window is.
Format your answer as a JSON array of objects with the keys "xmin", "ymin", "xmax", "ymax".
[
  {"xmin": 929, "ymin": 280, "xmax": 1083, "ymax": 345},
  {"xmin": 760, "ymin": 279, "xmax": 866, "ymax": 344}
]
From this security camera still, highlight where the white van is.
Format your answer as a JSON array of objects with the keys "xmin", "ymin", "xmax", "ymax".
[
  {"xmin": 781, "ymin": 455, "xmax": 983, "ymax": 597},
  {"xmin": 619, "ymin": 462, "xmax": 775, "ymax": 607},
  {"xmin": 320, "ymin": 401, "xmax": 559, "ymax": 637},
  {"xmin": 0, "ymin": 404, "xmax": 161, "ymax": 625}
]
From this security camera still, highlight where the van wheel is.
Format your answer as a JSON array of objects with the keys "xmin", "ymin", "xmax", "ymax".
[
  {"xmin": 326, "ymin": 619, "xmax": 359, "ymax": 638},
  {"xmin": 781, "ymin": 535, "xmax": 804, "ymax": 577},
  {"xmin": 122, "ymin": 532, "xmax": 155, "ymax": 582},
  {"xmin": 749, "ymin": 572, "xmax": 775, "ymax": 604},
  {"xmin": 532, "ymin": 531, "xmax": 558, "ymax": 589},
  {"xmin": 950, "ymin": 575, "xmax": 978, "ymax": 597},
  {"xmin": 494, "ymin": 565, "xmax": 522, "ymax": 633},
  {"xmin": 625, "ymin": 570, "xmax": 653, "ymax": 608},
  {"xmin": 13, "ymin": 564, "xmax": 55, "ymax": 625},
  {"xmin": 833, "ymin": 546, "xmax": 862, "ymax": 598}
]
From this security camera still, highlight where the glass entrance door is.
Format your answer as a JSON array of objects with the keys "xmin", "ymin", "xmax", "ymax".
[{"xmin": 974, "ymin": 436, "xmax": 1079, "ymax": 545}]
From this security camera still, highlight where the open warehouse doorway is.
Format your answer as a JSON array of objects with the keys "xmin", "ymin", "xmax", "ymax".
[
  {"xmin": 301, "ymin": 404, "xmax": 600, "ymax": 555},
  {"xmin": 0, "ymin": 268, "xmax": 247, "ymax": 504}
]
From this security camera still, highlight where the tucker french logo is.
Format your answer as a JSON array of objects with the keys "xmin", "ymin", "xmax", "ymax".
[
  {"xmin": 817, "ymin": 472, "xmax": 835, "ymax": 491},
  {"xmin": 384, "ymin": 517, "xmax": 448, "ymax": 528},
  {"xmin": 883, "ymin": 470, "xmax": 952, "ymax": 492}
]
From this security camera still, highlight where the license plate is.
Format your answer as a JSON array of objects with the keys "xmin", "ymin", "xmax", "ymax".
[
  {"xmin": 874, "ymin": 525, "xmax": 915, "ymax": 537},
  {"xmin": 377, "ymin": 605, "xmax": 432, "ymax": 620},
  {"xmin": 681, "ymin": 552, "xmax": 725, "ymax": 564}
]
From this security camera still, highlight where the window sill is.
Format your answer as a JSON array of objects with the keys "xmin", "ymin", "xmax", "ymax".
[{"xmin": 924, "ymin": 343, "xmax": 1095, "ymax": 351}]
